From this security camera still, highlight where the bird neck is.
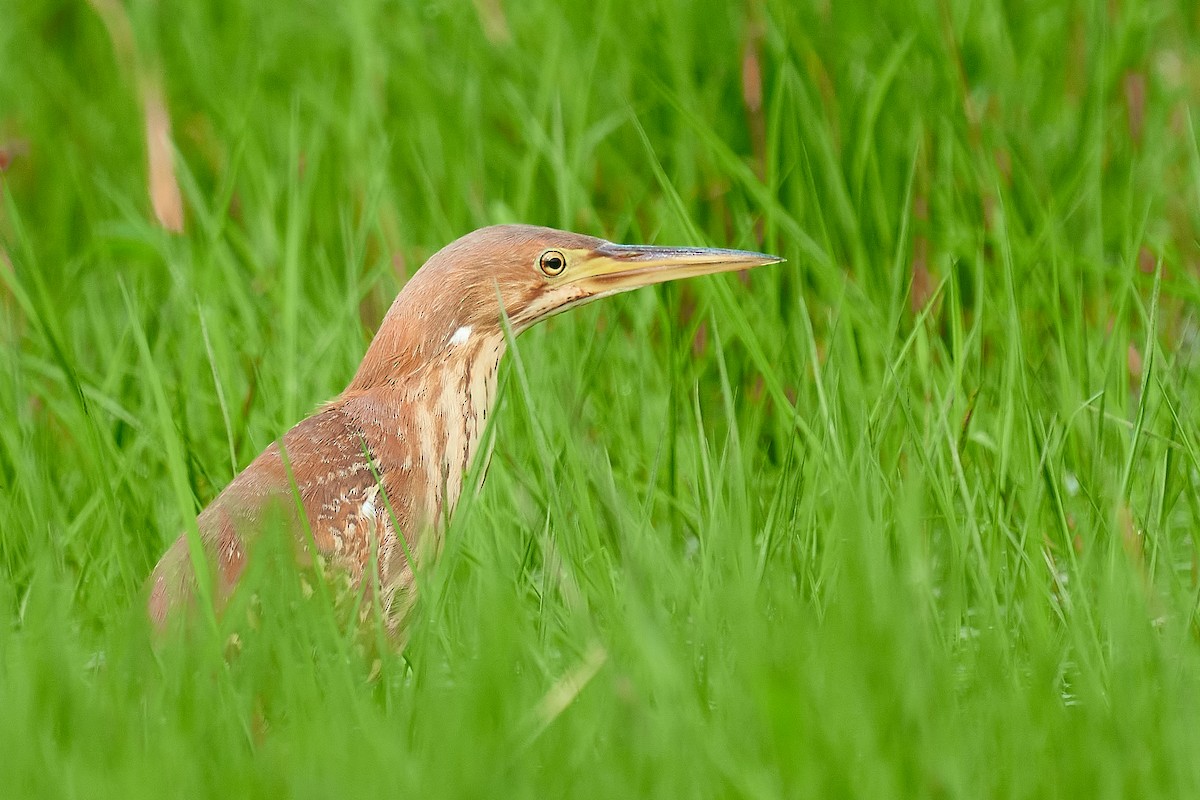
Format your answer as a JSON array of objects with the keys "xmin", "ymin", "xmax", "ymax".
[
  {"xmin": 345, "ymin": 305, "xmax": 508, "ymax": 413},
  {"xmin": 337, "ymin": 328, "xmax": 508, "ymax": 527},
  {"xmin": 340, "ymin": 276, "xmax": 511, "ymax": 521},
  {"xmin": 347, "ymin": 266, "xmax": 508, "ymax": 392}
]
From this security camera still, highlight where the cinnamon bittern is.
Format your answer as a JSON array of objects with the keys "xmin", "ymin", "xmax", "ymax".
[{"xmin": 148, "ymin": 224, "xmax": 781, "ymax": 630}]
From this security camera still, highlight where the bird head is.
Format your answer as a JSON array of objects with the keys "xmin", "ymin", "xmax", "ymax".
[{"xmin": 350, "ymin": 224, "xmax": 782, "ymax": 389}]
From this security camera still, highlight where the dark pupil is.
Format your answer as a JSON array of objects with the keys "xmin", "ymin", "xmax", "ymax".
[{"xmin": 544, "ymin": 254, "xmax": 563, "ymax": 272}]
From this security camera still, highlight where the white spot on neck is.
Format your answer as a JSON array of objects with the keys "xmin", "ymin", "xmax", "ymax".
[{"xmin": 450, "ymin": 325, "xmax": 472, "ymax": 346}]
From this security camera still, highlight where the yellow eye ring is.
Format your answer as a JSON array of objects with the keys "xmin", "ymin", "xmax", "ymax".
[{"xmin": 538, "ymin": 249, "xmax": 567, "ymax": 277}]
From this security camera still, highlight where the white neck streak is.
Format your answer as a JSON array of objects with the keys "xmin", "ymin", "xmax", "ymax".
[{"xmin": 421, "ymin": 332, "xmax": 507, "ymax": 524}]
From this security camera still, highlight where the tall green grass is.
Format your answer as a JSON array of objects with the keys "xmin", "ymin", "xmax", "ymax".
[{"xmin": 4, "ymin": 0, "xmax": 1200, "ymax": 795}]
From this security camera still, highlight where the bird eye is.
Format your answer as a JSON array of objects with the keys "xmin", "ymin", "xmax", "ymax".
[{"xmin": 538, "ymin": 249, "xmax": 567, "ymax": 277}]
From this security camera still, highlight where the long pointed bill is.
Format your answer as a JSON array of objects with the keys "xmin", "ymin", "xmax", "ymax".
[{"xmin": 570, "ymin": 242, "xmax": 784, "ymax": 293}]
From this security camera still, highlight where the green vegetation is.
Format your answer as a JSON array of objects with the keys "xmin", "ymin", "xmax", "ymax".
[{"xmin": 4, "ymin": 0, "xmax": 1200, "ymax": 795}]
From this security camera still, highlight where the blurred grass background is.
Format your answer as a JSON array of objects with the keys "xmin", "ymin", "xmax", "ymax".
[{"xmin": 5, "ymin": 0, "xmax": 1200, "ymax": 796}]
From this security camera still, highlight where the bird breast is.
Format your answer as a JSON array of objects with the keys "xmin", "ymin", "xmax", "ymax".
[
  {"xmin": 428, "ymin": 332, "xmax": 504, "ymax": 519},
  {"xmin": 346, "ymin": 331, "xmax": 506, "ymax": 550},
  {"xmin": 148, "ymin": 332, "xmax": 507, "ymax": 630}
]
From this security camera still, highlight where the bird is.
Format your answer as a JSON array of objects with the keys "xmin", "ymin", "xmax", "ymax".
[{"xmin": 147, "ymin": 224, "xmax": 782, "ymax": 633}]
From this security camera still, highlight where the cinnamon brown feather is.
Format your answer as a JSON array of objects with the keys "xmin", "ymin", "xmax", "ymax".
[{"xmin": 148, "ymin": 224, "xmax": 781, "ymax": 633}]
